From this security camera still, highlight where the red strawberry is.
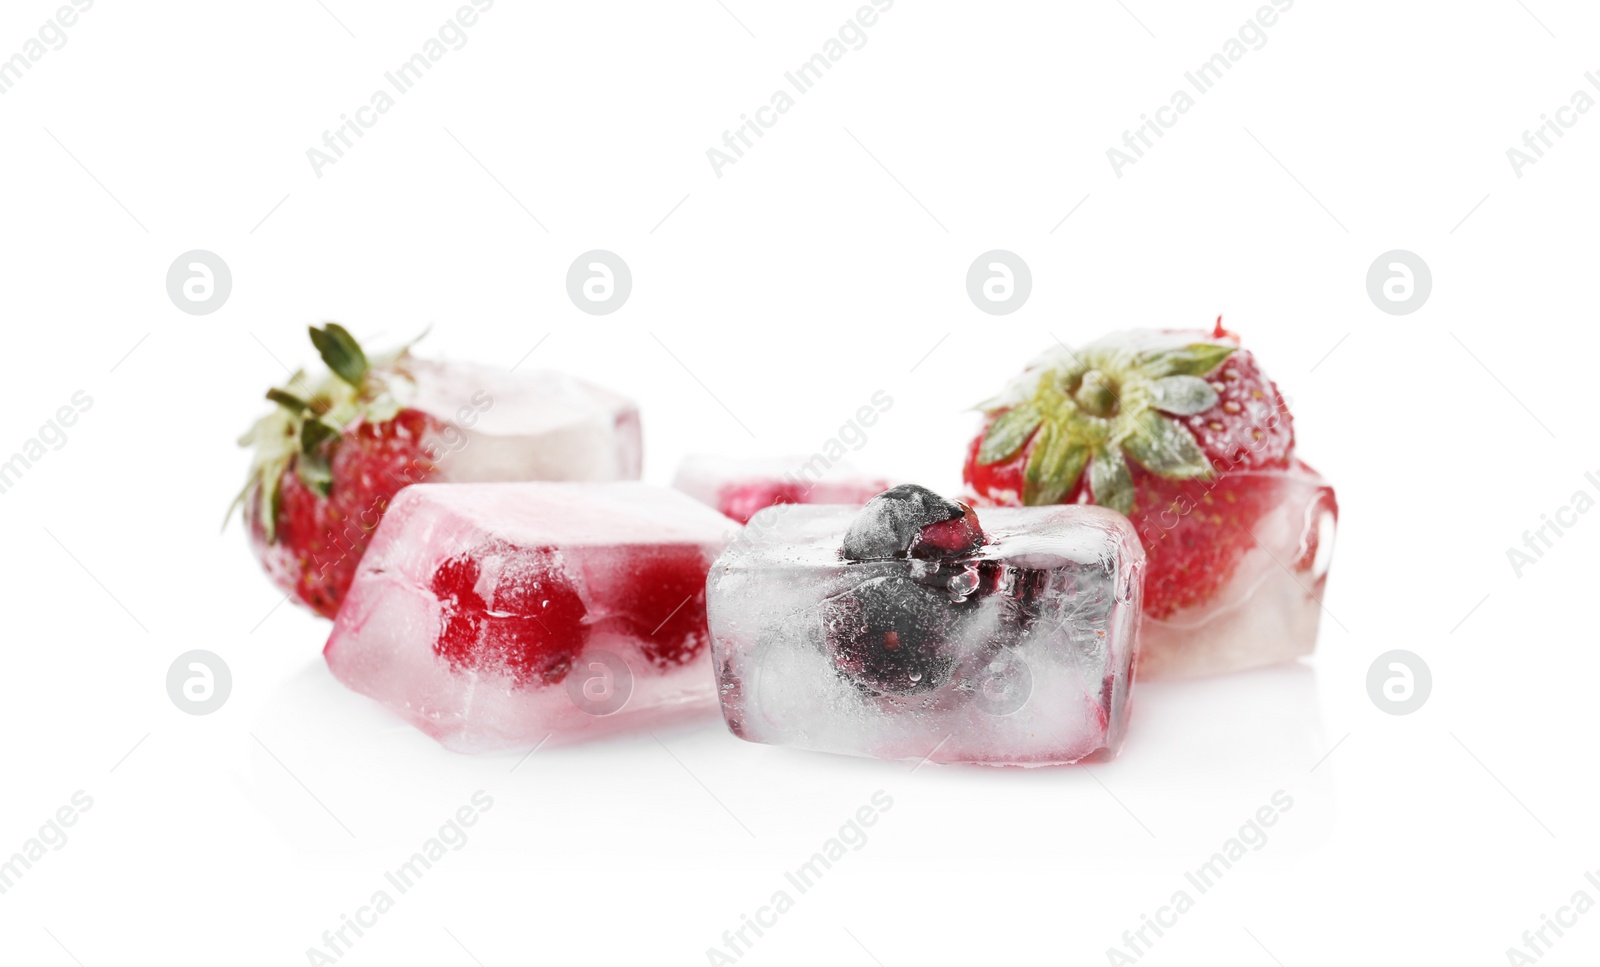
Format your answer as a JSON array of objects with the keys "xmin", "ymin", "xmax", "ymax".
[
  {"xmin": 963, "ymin": 321, "xmax": 1296, "ymax": 619},
  {"xmin": 429, "ymin": 542, "xmax": 588, "ymax": 687},
  {"xmin": 252, "ymin": 409, "xmax": 443, "ymax": 617},
  {"xmin": 237, "ymin": 326, "xmax": 646, "ymax": 621},
  {"xmin": 235, "ymin": 324, "xmax": 440, "ymax": 618}
]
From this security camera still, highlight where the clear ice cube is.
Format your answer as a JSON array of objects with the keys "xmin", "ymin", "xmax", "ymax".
[
  {"xmin": 323, "ymin": 482, "xmax": 732, "ymax": 752},
  {"xmin": 1137, "ymin": 461, "xmax": 1338, "ymax": 679},
  {"xmin": 707, "ymin": 503, "xmax": 1144, "ymax": 766},
  {"xmin": 672, "ymin": 454, "xmax": 891, "ymax": 524}
]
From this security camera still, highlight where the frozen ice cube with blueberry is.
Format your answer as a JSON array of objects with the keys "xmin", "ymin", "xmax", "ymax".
[{"xmin": 707, "ymin": 485, "xmax": 1145, "ymax": 766}]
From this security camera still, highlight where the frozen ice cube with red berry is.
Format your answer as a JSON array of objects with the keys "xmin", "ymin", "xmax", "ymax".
[
  {"xmin": 235, "ymin": 325, "xmax": 642, "ymax": 619},
  {"xmin": 963, "ymin": 322, "xmax": 1338, "ymax": 679},
  {"xmin": 323, "ymin": 482, "xmax": 730, "ymax": 752},
  {"xmin": 707, "ymin": 485, "xmax": 1144, "ymax": 766},
  {"xmin": 672, "ymin": 454, "xmax": 892, "ymax": 524}
]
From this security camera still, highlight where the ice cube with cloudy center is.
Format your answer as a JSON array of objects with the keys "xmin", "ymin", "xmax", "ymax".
[
  {"xmin": 707, "ymin": 504, "xmax": 1144, "ymax": 766},
  {"xmin": 404, "ymin": 360, "xmax": 641, "ymax": 482},
  {"xmin": 324, "ymin": 482, "xmax": 731, "ymax": 752},
  {"xmin": 672, "ymin": 454, "xmax": 892, "ymax": 524}
]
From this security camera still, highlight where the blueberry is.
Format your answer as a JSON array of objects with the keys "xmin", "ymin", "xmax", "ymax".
[
  {"xmin": 823, "ymin": 573, "xmax": 965, "ymax": 694},
  {"xmin": 842, "ymin": 484, "xmax": 977, "ymax": 561}
]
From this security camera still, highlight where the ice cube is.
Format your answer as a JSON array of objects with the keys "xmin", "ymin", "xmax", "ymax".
[
  {"xmin": 672, "ymin": 454, "xmax": 891, "ymax": 524},
  {"xmin": 323, "ymin": 482, "xmax": 732, "ymax": 752},
  {"xmin": 1138, "ymin": 461, "xmax": 1337, "ymax": 679},
  {"xmin": 706, "ymin": 486, "xmax": 1144, "ymax": 766},
  {"xmin": 406, "ymin": 360, "xmax": 641, "ymax": 482}
]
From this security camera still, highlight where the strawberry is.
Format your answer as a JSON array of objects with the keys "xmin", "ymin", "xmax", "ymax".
[
  {"xmin": 234, "ymin": 324, "xmax": 438, "ymax": 618},
  {"xmin": 963, "ymin": 320, "xmax": 1296, "ymax": 619},
  {"xmin": 235, "ymin": 326, "xmax": 645, "ymax": 620}
]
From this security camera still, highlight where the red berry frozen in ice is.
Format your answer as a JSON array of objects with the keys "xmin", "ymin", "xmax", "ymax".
[
  {"xmin": 614, "ymin": 545, "xmax": 714, "ymax": 668},
  {"xmin": 429, "ymin": 541, "xmax": 589, "ymax": 687},
  {"xmin": 842, "ymin": 484, "xmax": 980, "ymax": 561}
]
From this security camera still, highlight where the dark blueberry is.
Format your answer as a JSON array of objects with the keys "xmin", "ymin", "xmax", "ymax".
[
  {"xmin": 823, "ymin": 573, "xmax": 966, "ymax": 694},
  {"xmin": 842, "ymin": 484, "xmax": 976, "ymax": 561}
]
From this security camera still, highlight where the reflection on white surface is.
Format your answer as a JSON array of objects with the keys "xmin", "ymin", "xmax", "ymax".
[
  {"xmin": 1103, "ymin": 660, "xmax": 1337, "ymax": 865},
  {"xmin": 249, "ymin": 653, "xmax": 1338, "ymax": 873}
]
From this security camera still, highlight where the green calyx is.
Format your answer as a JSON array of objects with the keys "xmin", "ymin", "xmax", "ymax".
[
  {"xmin": 228, "ymin": 324, "xmax": 419, "ymax": 542},
  {"xmin": 976, "ymin": 336, "xmax": 1236, "ymax": 514}
]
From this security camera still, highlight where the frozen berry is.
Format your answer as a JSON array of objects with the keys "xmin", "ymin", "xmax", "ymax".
[
  {"xmin": 823, "ymin": 573, "xmax": 967, "ymax": 694},
  {"xmin": 616, "ymin": 545, "xmax": 713, "ymax": 668},
  {"xmin": 429, "ymin": 542, "xmax": 588, "ymax": 687},
  {"xmin": 911, "ymin": 501, "xmax": 984, "ymax": 559},
  {"xmin": 842, "ymin": 484, "xmax": 978, "ymax": 561}
]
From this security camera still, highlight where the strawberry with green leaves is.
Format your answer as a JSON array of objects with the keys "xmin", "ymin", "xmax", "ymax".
[
  {"xmin": 234, "ymin": 325, "xmax": 442, "ymax": 618},
  {"xmin": 235, "ymin": 326, "xmax": 645, "ymax": 620},
  {"xmin": 963, "ymin": 321, "xmax": 1303, "ymax": 619}
]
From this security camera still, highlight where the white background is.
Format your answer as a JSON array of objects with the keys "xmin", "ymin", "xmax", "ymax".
[{"xmin": 1, "ymin": 1, "xmax": 1595, "ymax": 964}]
